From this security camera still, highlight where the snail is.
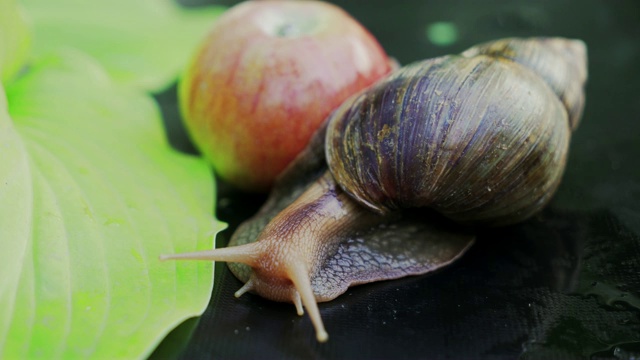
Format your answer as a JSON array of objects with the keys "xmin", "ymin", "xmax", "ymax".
[{"xmin": 161, "ymin": 37, "xmax": 588, "ymax": 342}]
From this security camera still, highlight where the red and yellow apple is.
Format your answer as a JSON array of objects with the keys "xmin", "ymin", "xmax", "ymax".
[{"xmin": 179, "ymin": 0, "xmax": 393, "ymax": 192}]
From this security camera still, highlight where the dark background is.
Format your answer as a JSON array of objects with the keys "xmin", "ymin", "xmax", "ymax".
[{"xmin": 152, "ymin": 0, "xmax": 640, "ymax": 359}]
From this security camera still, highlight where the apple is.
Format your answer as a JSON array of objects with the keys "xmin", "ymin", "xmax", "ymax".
[{"xmin": 179, "ymin": 0, "xmax": 393, "ymax": 192}]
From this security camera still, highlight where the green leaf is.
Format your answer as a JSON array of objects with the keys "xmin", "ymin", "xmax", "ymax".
[
  {"xmin": 0, "ymin": 0, "xmax": 30, "ymax": 83},
  {"xmin": 0, "ymin": 50, "xmax": 225, "ymax": 359},
  {"xmin": 21, "ymin": 0, "xmax": 225, "ymax": 91}
]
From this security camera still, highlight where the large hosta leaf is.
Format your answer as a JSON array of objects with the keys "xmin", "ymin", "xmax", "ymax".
[
  {"xmin": 0, "ymin": 0, "xmax": 30, "ymax": 83},
  {"xmin": 21, "ymin": 0, "xmax": 225, "ymax": 91},
  {"xmin": 0, "ymin": 50, "xmax": 225, "ymax": 359}
]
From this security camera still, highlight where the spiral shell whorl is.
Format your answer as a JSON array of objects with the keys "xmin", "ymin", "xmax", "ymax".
[
  {"xmin": 326, "ymin": 53, "xmax": 572, "ymax": 226},
  {"xmin": 462, "ymin": 37, "xmax": 587, "ymax": 129}
]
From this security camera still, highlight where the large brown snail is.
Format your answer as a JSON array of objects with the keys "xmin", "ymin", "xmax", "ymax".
[{"xmin": 161, "ymin": 37, "xmax": 588, "ymax": 342}]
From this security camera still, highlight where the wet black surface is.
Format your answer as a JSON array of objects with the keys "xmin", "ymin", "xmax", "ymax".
[{"xmin": 152, "ymin": 0, "xmax": 640, "ymax": 358}]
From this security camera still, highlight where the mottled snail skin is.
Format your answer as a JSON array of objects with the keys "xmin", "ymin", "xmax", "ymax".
[{"xmin": 161, "ymin": 37, "xmax": 588, "ymax": 342}]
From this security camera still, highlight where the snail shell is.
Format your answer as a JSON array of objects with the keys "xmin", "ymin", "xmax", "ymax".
[
  {"xmin": 161, "ymin": 37, "xmax": 588, "ymax": 342},
  {"xmin": 328, "ymin": 47, "xmax": 573, "ymax": 225}
]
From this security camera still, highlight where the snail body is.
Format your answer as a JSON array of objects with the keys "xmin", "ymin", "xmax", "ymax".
[{"xmin": 162, "ymin": 37, "xmax": 588, "ymax": 342}]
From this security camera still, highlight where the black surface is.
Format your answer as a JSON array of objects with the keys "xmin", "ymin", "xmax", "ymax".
[{"xmin": 152, "ymin": 0, "xmax": 640, "ymax": 358}]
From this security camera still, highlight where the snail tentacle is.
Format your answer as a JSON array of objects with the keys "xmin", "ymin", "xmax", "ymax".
[
  {"xmin": 293, "ymin": 291, "xmax": 304, "ymax": 316},
  {"xmin": 234, "ymin": 276, "xmax": 256, "ymax": 298},
  {"xmin": 286, "ymin": 260, "xmax": 328, "ymax": 342},
  {"xmin": 158, "ymin": 242, "xmax": 261, "ymax": 265}
]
